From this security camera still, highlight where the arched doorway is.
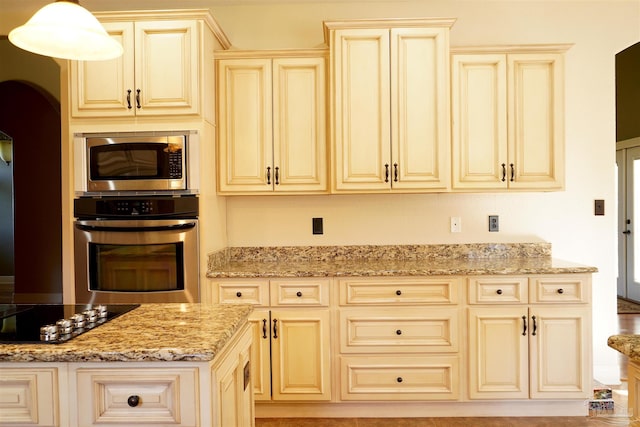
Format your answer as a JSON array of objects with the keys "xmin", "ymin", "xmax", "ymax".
[{"xmin": 0, "ymin": 80, "xmax": 62, "ymax": 303}]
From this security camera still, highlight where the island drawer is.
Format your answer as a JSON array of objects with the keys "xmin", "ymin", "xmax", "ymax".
[
  {"xmin": 338, "ymin": 277, "xmax": 460, "ymax": 306},
  {"xmin": 339, "ymin": 307, "xmax": 459, "ymax": 353},
  {"xmin": 0, "ymin": 367, "xmax": 59, "ymax": 427},
  {"xmin": 529, "ymin": 274, "xmax": 591, "ymax": 304},
  {"xmin": 270, "ymin": 278, "xmax": 330, "ymax": 306},
  {"xmin": 468, "ymin": 276, "xmax": 528, "ymax": 304},
  {"xmin": 340, "ymin": 355, "xmax": 460, "ymax": 401},
  {"xmin": 75, "ymin": 367, "xmax": 199, "ymax": 426},
  {"xmin": 216, "ymin": 280, "xmax": 269, "ymax": 305}
]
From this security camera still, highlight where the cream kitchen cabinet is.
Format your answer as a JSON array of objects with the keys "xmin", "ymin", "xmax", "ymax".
[
  {"xmin": 451, "ymin": 46, "xmax": 570, "ymax": 190},
  {"xmin": 216, "ymin": 52, "xmax": 327, "ymax": 194},
  {"xmin": 0, "ymin": 367, "xmax": 60, "ymax": 426},
  {"xmin": 467, "ymin": 275, "xmax": 592, "ymax": 400},
  {"xmin": 324, "ymin": 19, "xmax": 454, "ymax": 193},
  {"xmin": 70, "ymin": 12, "xmax": 213, "ymax": 118},
  {"xmin": 336, "ymin": 276, "xmax": 461, "ymax": 401},
  {"xmin": 207, "ymin": 278, "xmax": 332, "ymax": 401}
]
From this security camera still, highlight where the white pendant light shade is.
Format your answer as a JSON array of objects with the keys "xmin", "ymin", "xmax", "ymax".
[{"xmin": 8, "ymin": 1, "xmax": 123, "ymax": 61}]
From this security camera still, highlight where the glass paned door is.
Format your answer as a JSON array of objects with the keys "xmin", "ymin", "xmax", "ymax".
[{"xmin": 618, "ymin": 146, "xmax": 640, "ymax": 301}]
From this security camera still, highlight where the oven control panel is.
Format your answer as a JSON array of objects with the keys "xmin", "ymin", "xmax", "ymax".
[{"xmin": 74, "ymin": 196, "xmax": 198, "ymax": 219}]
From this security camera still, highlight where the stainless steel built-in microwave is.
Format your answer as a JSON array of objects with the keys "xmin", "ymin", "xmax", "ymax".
[{"xmin": 85, "ymin": 133, "xmax": 188, "ymax": 193}]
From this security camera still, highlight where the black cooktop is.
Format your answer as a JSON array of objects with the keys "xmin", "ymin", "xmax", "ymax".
[{"xmin": 0, "ymin": 304, "xmax": 139, "ymax": 344}]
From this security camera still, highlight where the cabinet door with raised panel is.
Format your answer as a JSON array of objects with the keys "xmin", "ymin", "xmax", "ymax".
[
  {"xmin": 70, "ymin": 22, "xmax": 135, "ymax": 117},
  {"xmin": 217, "ymin": 58, "xmax": 273, "ymax": 192},
  {"xmin": 330, "ymin": 28, "xmax": 392, "ymax": 192},
  {"xmin": 507, "ymin": 53, "xmax": 564, "ymax": 190},
  {"xmin": 270, "ymin": 309, "xmax": 331, "ymax": 400},
  {"xmin": 451, "ymin": 54, "xmax": 508, "ymax": 189},
  {"xmin": 273, "ymin": 57, "xmax": 327, "ymax": 192},
  {"xmin": 249, "ymin": 309, "xmax": 272, "ymax": 401},
  {"xmin": 134, "ymin": 20, "xmax": 200, "ymax": 116},
  {"xmin": 529, "ymin": 306, "xmax": 591, "ymax": 399},
  {"xmin": 391, "ymin": 27, "xmax": 450, "ymax": 190},
  {"xmin": 468, "ymin": 307, "xmax": 529, "ymax": 399}
]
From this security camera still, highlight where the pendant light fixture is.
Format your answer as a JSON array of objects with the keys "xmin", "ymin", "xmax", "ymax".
[{"xmin": 8, "ymin": 0, "xmax": 123, "ymax": 61}]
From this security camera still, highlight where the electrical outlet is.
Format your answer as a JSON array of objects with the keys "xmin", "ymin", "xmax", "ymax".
[
  {"xmin": 595, "ymin": 199, "xmax": 605, "ymax": 216},
  {"xmin": 450, "ymin": 217, "xmax": 461, "ymax": 233},
  {"xmin": 312, "ymin": 217, "xmax": 323, "ymax": 235},
  {"xmin": 489, "ymin": 215, "xmax": 499, "ymax": 232}
]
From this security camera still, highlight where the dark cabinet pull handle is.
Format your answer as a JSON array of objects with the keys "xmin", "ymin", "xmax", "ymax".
[
  {"xmin": 496, "ymin": 289, "xmax": 503, "ymax": 295},
  {"xmin": 501, "ymin": 163, "xmax": 506, "ymax": 182},
  {"xmin": 396, "ymin": 377, "xmax": 403, "ymax": 383},
  {"xmin": 127, "ymin": 395, "xmax": 140, "ymax": 407},
  {"xmin": 557, "ymin": 288, "xmax": 564, "ymax": 294},
  {"xmin": 126, "ymin": 89, "xmax": 132, "ymax": 109},
  {"xmin": 393, "ymin": 163, "xmax": 398, "ymax": 182},
  {"xmin": 532, "ymin": 315, "xmax": 537, "ymax": 336},
  {"xmin": 510, "ymin": 163, "xmax": 515, "ymax": 181},
  {"xmin": 396, "ymin": 290, "xmax": 402, "ymax": 296},
  {"xmin": 396, "ymin": 329, "xmax": 402, "ymax": 335},
  {"xmin": 275, "ymin": 166, "xmax": 280, "ymax": 185},
  {"xmin": 262, "ymin": 319, "xmax": 267, "ymax": 339},
  {"xmin": 273, "ymin": 319, "xmax": 278, "ymax": 339},
  {"xmin": 236, "ymin": 291, "xmax": 242, "ymax": 298},
  {"xmin": 384, "ymin": 164, "xmax": 390, "ymax": 183},
  {"xmin": 296, "ymin": 291, "xmax": 302, "ymax": 297},
  {"xmin": 135, "ymin": 89, "xmax": 141, "ymax": 109},
  {"xmin": 266, "ymin": 166, "xmax": 271, "ymax": 185},
  {"xmin": 522, "ymin": 315, "xmax": 527, "ymax": 336}
]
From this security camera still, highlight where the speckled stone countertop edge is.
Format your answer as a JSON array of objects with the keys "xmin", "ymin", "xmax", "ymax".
[
  {"xmin": 0, "ymin": 304, "xmax": 253, "ymax": 363},
  {"xmin": 608, "ymin": 335, "xmax": 640, "ymax": 361}
]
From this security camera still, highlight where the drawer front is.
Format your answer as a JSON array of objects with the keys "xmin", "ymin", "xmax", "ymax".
[
  {"xmin": 270, "ymin": 279, "xmax": 330, "ymax": 306},
  {"xmin": 530, "ymin": 275, "xmax": 590, "ymax": 303},
  {"xmin": 340, "ymin": 307, "xmax": 459, "ymax": 353},
  {"xmin": 339, "ymin": 277, "xmax": 459, "ymax": 305},
  {"xmin": 468, "ymin": 276, "xmax": 528, "ymax": 304},
  {"xmin": 0, "ymin": 368, "xmax": 58, "ymax": 427},
  {"xmin": 76, "ymin": 367, "xmax": 198, "ymax": 427},
  {"xmin": 340, "ymin": 356, "xmax": 459, "ymax": 401},
  {"xmin": 218, "ymin": 281, "xmax": 269, "ymax": 306}
]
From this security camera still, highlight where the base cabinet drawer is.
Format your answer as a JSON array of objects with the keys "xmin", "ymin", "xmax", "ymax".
[
  {"xmin": 340, "ymin": 356, "xmax": 460, "ymax": 401},
  {"xmin": 75, "ymin": 367, "xmax": 199, "ymax": 427},
  {"xmin": 0, "ymin": 368, "xmax": 59, "ymax": 427}
]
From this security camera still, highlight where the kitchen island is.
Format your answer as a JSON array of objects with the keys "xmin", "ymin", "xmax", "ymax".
[
  {"xmin": 205, "ymin": 243, "xmax": 597, "ymax": 418},
  {"xmin": 608, "ymin": 334, "xmax": 640, "ymax": 419},
  {"xmin": 0, "ymin": 303, "xmax": 254, "ymax": 427}
]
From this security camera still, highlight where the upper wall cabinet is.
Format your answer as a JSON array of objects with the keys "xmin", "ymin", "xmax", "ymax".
[
  {"xmin": 216, "ymin": 51, "xmax": 328, "ymax": 194},
  {"xmin": 70, "ymin": 10, "xmax": 229, "ymax": 120},
  {"xmin": 324, "ymin": 19, "xmax": 455, "ymax": 193},
  {"xmin": 451, "ymin": 46, "xmax": 571, "ymax": 191}
]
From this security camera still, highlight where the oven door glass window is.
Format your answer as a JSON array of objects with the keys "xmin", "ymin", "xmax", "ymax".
[{"xmin": 88, "ymin": 243, "xmax": 185, "ymax": 292}]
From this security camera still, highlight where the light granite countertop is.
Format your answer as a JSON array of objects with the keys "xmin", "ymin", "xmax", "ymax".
[
  {"xmin": 0, "ymin": 303, "xmax": 253, "ymax": 363},
  {"xmin": 608, "ymin": 335, "xmax": 640, "ymax": 361}
]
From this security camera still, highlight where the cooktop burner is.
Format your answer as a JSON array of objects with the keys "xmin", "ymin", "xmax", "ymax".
[{"xmin": 0, "ymin": 304, "xmax": 139, "ymax": 344}]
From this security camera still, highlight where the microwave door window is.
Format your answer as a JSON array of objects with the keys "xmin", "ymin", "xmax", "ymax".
[
  {"xmin": 93, "ymin": 149, "xmax": 159, "ymax": 179},
  {"xmin": 88, "ymin": 243, "xmax": 185, "ymax": 292}
]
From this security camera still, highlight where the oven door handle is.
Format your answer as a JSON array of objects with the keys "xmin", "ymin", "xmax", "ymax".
[{"xmin": 75, "ymin": 222, "xmax": 197, "ymax": 233}]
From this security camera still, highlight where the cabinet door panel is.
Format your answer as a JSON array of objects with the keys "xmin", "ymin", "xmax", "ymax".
[
  {"xmin": 218, "ymin": 59, "xmax": 273, "ymax": 192},
  {"xmin": 391, "ymin": 27, "xmax": 449, "ymax": 190},
  {"xmin": 451, "ymin": 54, "xmax": 508, "ymax": 189},
  {"xmin": 70, "ymin": 22, "xmax": 135, "ymax": 117},
  {"xmin": 468, "ymin": 307, "xmax": 529, "ymax": 399},
  {"xmin": 508, "ymin": 53, "xmax": 564, "ymax": 189},
  {"xmin": 529, "ymin": 307, "xmax": 591, "ymax": 398},
  {"xmin": 0, "ymin": 368, "xmax": 59, "ymax": 427},
  {"xmin": 273, "ymin": 57, "xmax": 327, "ymax": 192},
  {"xmin": 135, "ymin": 20, "xmax": 199, "ymax": 115},
  {"xmin": 331, "ymin": 28, "xmax": 391, "ymax": 191},
  {"xmin": 270, "ymin": 309, "xmax": 331, "ymax": 400},
  {"xmin": 249, "ymin": 310, "xmax": 272, "ymax": 401}
]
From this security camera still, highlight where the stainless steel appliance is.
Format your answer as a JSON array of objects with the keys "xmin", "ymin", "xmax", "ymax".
[
  {"xmin": 74, "ymin": 196, "xmax": 199, "ymax": 304},
  {"xmin": 83, "ymin": 132, "xmax": 190, "ymax": 193},
  {"xmin": 0, "ymin": 304, "xmax": 139, "ymax": 344}
]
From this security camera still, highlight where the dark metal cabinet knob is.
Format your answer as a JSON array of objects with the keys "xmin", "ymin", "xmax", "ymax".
[
  {"xmin": 557, "ymin": 288, "xmax": 564, "ymax": 294},
  {"xmin": 396, "ymin": 329, "xmax": 402, "ymax": 335},
  {"xmin": 396, "ymin": 290, "xmax": 402, "ymax": 296},
  {"xmin": 127, "ymin": 395, "xmax": 140, "ymax": 407},
  {"xmin": 496, "ymin": 289, "xmax": 503, "ymax": 295},
  {"xmin": 296, "ymin": 291, "xmax": 302, "ymax": 297},
  {"xmin": 396, "ymin": 377, "xmax": 403, "ymax": 383},
  {"xmin": 236, "ymin": 291, "xmax": 242, "ymax": 297}
]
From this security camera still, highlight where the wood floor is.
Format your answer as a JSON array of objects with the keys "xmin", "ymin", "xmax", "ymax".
[{"xmin": 256, "ymin": 311, "xmax": 640, "ymax": 427}]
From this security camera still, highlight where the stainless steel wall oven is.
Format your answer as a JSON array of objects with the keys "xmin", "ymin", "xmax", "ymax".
[{"xmin": 73, "ymin": 196, "xmax": 198, "ymax": 304}]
